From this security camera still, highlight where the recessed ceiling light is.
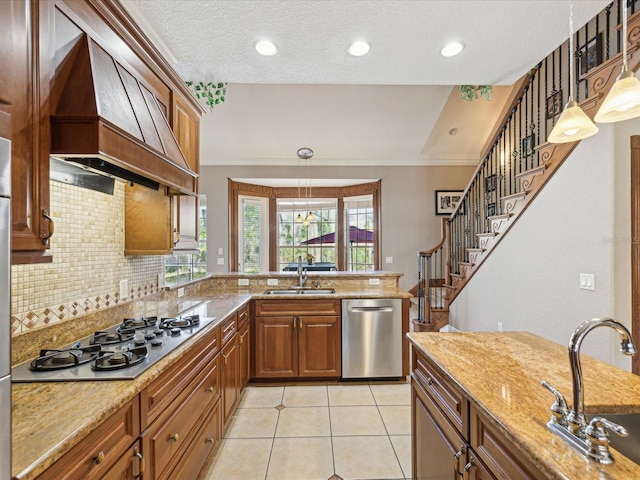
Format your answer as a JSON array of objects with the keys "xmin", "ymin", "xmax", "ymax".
[
  {"xmin": 441, "ymin": 42, "xmax": 464, "ymax": 57},
  {"xmin": 255, "ymin": 40, "xmax": 278, "ymax": 56},
  {"xmin": 347, "ymin": 40, "xmax": 371, "ymax": 57}
]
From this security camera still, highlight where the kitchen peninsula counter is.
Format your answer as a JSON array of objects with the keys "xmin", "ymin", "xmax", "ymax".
[{"xmin": 407, "ymin": 331, "xmax": 640, "ymax": 479}]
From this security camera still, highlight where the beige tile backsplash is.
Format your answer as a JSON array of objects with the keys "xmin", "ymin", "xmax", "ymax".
[{"xmin": 10, "ymin": 180, "xmax": 162, "ymax": 335}]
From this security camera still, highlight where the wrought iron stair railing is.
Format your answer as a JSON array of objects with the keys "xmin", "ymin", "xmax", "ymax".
[{"xmin": 415, "ymin": 0, "xmax": 640, "ymax": 327}]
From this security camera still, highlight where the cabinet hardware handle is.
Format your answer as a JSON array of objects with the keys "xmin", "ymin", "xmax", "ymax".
[
  {"xmin": 427, "ymin": 377, "xmax": 434, "ymax": 386},
  {"xmin": 94, "ymin": 450, "xmax": 105, "ymax": 464},
  {"xmin": 222, "ymin": 352, "xmax": 228, "ymax": 366},
  {"xmin": 206, "ymin": 386, "xmax": 214, "ymax": 393},
  {"xmin": 293, "ymin": 317, "xmax": 297, "ymax": 329},
  {"xmin": 42, "ymin": 210, "xmax": 54, "ymax": 246},
  {"xmin": 300, "ymin": 317, "xmax": 303, "ymax": 328},
  {"xmin": 170, "ymin": 432, "xmax": 180, "ymax": 442},
  {"xmin": 463, "ymin": 458, "xmax": 474, "ymax": 480},
  {"xmin": 453, "ymin": 445, "xmax": 465, "ymax": 473},
  {"xmin": 206, "ymin": 437, "xmax": 215, "ymax": 444},
  {"xmin": 133, "ymin": 445, "xmax": 145, "ymax": 479}
]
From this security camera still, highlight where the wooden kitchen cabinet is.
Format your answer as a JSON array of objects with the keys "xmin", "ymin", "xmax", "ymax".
[
  {"xmin": 221, "ymin": 332, "xmax": 240, "ymax": 429},
  {"xmin": 98, "ymin": 441, "xmax": 144, "ymax": 480},
  {"xmin": 238, "ymin": 304, "xmax": 251, "ymax": 390},
  {"xmin": 253, "ymin": 299, "xmax": 341, "ymax": 379},
  {"xmin": 411, "ymin": 348, "xmax": 539, "ymax": 480},
  {"xmin": 6, "ymin": 0, "xmax": 52, "ymax": 263},
  {"xmin": 36, "ymin": 397, "xmax": 141, "ymax": 480}
]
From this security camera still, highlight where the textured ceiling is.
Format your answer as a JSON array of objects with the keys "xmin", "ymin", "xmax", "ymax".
[{"xmin": 122, "ymin": 0, "xmax": 610, "ymax": 167}]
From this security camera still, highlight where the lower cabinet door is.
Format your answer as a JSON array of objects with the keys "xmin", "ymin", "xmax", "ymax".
[
  {"xmin": 253, "ymin": 316, "xmax": 297, "ymax": 378},
  {"xmin": 222, "ymin": 334, "xmax": 240, "ymax": 427},
  {"xmin": 99, "ymin": 441, "xmax": 144, "ymax": 480},
  {"xmin": 413, "ymin": 380, "xmax": 467, "ymax": 480},
  {"xmin": 298, "ymin": 315, "xmax": 341, "ymax": 377},
  {"xmin": 238, "ymin": 320, "xmax": 250, "ymax": 389}
]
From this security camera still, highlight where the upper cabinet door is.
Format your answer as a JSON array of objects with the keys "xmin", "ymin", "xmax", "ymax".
[{"xmin": 10, "ymin": 0, "xmax": 52, "ymax": 263}]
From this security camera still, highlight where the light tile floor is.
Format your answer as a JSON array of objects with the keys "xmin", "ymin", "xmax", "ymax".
[{"xmin": 202, "ymin": 382, "xmax": 412, "ymax": 480}]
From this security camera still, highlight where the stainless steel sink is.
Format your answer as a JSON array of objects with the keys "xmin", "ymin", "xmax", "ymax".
[
  {"xmin": 263, "ymin": 288, "xmax": 335, "ymax": 295},
  {"xmin": 588, "ymin": 413, "xmax": 640, "ymax": 464}
]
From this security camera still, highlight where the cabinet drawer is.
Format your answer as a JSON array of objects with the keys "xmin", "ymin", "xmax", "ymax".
[
  {"xmin": 413, "ymin": 352, "xmax": 468, "ymax": 437},
  {"xmin": 141, "ymin": 326, "xmax": 220, "ymax": 426},
  {"xmin": 238, "ymin": 303, "xmax": 250, "ymax": 329},
  {"xmin": 37, "ymin": 397, "xmax": 140, "ymax": 480},
  {"xmin": 168, "ymin": 400, "xmax": 221, "ymax": 480},
  {"xmin": 221, "ymin": 314, "xmax": 237, "ymax": 345},
  {"xmin": 254, "ymin": 299, "xmax": 340, "ymax": 316},
  {"xmin": 143, "ymin": 354, "xmax": 220, "ymax": 480},
  {"xmin": 470, "ymin": 404, "xmax": 539, "ymax": 480}
]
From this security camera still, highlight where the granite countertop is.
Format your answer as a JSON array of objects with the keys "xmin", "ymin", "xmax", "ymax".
[
  {"xmin": 407, "ymin": 331, "xmax": 640, "ymax": 479},
  {"xmin": 11, "ymin": 294, "xmax": 251, "ymax": 480},
  {"xmin": 12, "ymin": 287, "xmax": 410, "ymax": 479}
]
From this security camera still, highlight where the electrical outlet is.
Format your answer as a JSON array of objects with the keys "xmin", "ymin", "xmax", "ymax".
[
  {"xmin": 157, "ymin": 273, "xmax": 164, "ymax": 289},
  {"xmin": 217, "ymin": 247, "xmax": 224, "ymax": 255},
  {"xmin": 238, "ymin": 278, "xmax": 250, "ymax": 286},
  {"xmin": 497, "ymin": 321, "xmax": 503, "ymax": 332},
  {"xmin": 368, "ymin": 278, "xmax": 380, "ymax": 286},
  {"xmin": 119, "ymin": 279, "xmax": 128, "ymax": 299},
  {"xmin": 177, "ymin": 287, "xmax": 185, "ymax": 297},
  {"xmin": 267, "ymin": 278, "xmax": 279, "ymax": 286}
]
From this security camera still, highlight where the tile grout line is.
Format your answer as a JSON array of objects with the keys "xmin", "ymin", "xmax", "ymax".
[{"xmin": 264, "ymin": 386, "xmax": 286, "ymax": 480}]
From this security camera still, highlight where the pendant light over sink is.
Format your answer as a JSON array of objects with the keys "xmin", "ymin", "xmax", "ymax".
[
  {"xmin": 547, "ymin": 0, "xmax": 599, "ymax": 144},
  {"xmin": 296, "ymin": 147, "xmax": 315, "ymax": 224},
  {"xmin": 594, "ymin": 1, "xmax": 640, "ymax": 123}
]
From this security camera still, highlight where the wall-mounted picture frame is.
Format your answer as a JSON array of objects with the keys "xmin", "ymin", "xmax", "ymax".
[
  {"xmin": 545, "ymin": 89, "xmax": 563, "ymax": 119},
  {"xmin": 486, "ymin": 202, "xmax": 497, "ymax": 218},
  {"xmin": 435, "ymin": 190, "xmax": 463, "ymax": 216},
  {"xmin": 521, "ymin": 134, "xmax": 535, "ymax": 158},
  {"xmin": 578, "ymin": 33, "xmax": 603, "ymax": 79},
  {"xmin": 484, "ymin": 174, "xmax": 497, "ymax": 193}
]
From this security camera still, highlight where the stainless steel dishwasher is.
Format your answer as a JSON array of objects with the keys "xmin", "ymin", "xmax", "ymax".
[{"xmin": 341, "ymin": 298, "xmax": 403, "ymax": 379}]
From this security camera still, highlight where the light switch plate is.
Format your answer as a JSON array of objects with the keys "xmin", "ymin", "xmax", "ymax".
[
  {"xmin": 238, "ymin": 278, "xmax": 250, "ymax": 286},
  {"xmin": 385, "ymin": 256, "xmax": 393, "ymax": 264},
  {"xmin": 579, "ymin": 273, "xmax": 595, "ymax": 291},
  {"xmin": 177, "ymin": 287, "xmax": 185, "ymax": 297},
  {"xmin": 217, "ymin": 247, "xmax": 224, "ymax": 255},
  {"xmin": 119, "ymin": 279, "xmax": 128, "ymax": 299},
  {"xmin": 267, "ymin": 278, "xmax": 279, "ymax": 286},
  {"xmin": 216, "ymin": 257, "xmax": 225, "ymax": 265},
  {"xmin": 157, "ymin": 273, "xmax": 165, "ymax": 289}
]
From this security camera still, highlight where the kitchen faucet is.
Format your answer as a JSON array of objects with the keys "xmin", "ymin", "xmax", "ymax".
[
  {"xmin": 297, "ymin": 255, "xmax": 307, "ymax": 288},
  {"xmin": 566, "ymin": 318, "xmax": 637, "ymax": 435},
  {"xmin": 541, "ymin": 318, "xmax": 636, "ymax": 464}
]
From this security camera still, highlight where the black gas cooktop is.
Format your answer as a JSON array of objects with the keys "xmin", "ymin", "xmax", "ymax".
[{"xmin": 12, "ymin": 304, "xmax": 216, "ymax": 382}]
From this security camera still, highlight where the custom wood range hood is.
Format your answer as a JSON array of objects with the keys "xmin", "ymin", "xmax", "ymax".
[{"xmin": 50, "ymin": 32, "xmax": 197, "ymax": 195}]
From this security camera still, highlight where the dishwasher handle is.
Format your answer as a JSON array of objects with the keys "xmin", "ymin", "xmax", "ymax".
[{"xmin": 349, "ymin": 306, "xmax": 394, "ymax": 313}]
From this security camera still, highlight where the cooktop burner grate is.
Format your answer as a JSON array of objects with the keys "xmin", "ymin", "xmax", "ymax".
[
  {"xmin": 30, "ymin": 343, "xmax": 102, "ymax": 371},
  {"xmin": 92, "ymin": 346, "xmax": 148, "ymax": 371},
  {"xmin": 160, "ymin": 315, "xmax": 200, "ymax": 330}
]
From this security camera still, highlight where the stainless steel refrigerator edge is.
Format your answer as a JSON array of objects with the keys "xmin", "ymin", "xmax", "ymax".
[
  {"xmin": 0, "ymin": 134, "xmax": 11, "ymax": 480},
  {"xmin": 341, "ymin": 298, "xmax": 403, "ymax": 379}
]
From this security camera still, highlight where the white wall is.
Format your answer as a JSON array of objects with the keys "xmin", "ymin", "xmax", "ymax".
[
  {"xmin": 199, "ymin": 165, "xmax": 475, "ymax": 291},
  {"xmin": 449, "ymin": 119, "xmax": 639, "ymax": 369}
]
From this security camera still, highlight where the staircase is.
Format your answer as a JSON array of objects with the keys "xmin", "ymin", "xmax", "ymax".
[{"xmin": 415, "ymin": 1, "xmax": 640, "ymax": 330}]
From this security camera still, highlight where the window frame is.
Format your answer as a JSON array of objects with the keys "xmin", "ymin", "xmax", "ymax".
[{"xmin": 229, "ymin": 179, "xmax": 381, "ymax": 272}]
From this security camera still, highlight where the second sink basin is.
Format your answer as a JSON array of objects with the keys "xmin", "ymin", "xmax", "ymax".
[
  {"xmin": 588, "ymin": 413, "xmax": 640, "ymax": 465},
  {"xmin": 264, "ymin": 288, "xmax": 336, "ymax": 295}
]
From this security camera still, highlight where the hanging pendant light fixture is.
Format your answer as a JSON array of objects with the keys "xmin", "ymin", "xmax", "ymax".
[
  {"xmin": 296, "ymin": 147, "xmax": 314, "ymax": 224},
  {"xmin": 594, "ymin": 0, "xmax": 640, "ymax": 123},
  {"xmin": 548, "ymin": 1, "xmax": 599, "ymax": 143}
]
